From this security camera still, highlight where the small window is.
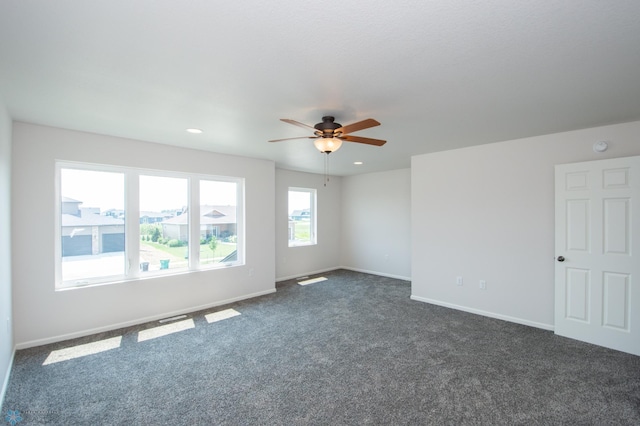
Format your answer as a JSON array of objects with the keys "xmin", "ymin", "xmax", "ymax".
[{"xmin": 288, "ymin": 187, "xmax": 316, "ymax": 246}]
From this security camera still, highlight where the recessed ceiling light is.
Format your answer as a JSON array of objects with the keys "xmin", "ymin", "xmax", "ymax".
[
  {"xmin": 354, "ymin": 161, "xmax": 363, "ymax": 165},
  {"xmin": 186, "ymin": 128, "xmax": 203, "ymax": 134}
]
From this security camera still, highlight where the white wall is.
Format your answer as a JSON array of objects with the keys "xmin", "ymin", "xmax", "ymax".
[
  {"xmin": 275, "ymin": 169, "xmax": 341, "ymax": 280},
  {"xmin": 412, "ymin": 120, "xmax": 640, "ymax": 329},
  {"xmin": 0, "ymin": 102, "xmax": 13, "ymax": 403},
  {"xmin": 11, "ymin": 122, "xmax": 275, "ymax": 347},
  {"xmin": 341, "ymin": 169, "xmax": 411, "ymax": 280}
]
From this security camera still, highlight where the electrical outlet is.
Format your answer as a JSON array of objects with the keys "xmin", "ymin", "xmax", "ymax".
[
  {"xmin": 384, "ymin": 254, "xmax": 389, "ymax": 262},
  {"xmin": 479, "ymin": 280, "xmax": 486, "ymax": 290},
  {"xmin": 456, "ymin": 276, "xmax": 463, "ymax": 286}
]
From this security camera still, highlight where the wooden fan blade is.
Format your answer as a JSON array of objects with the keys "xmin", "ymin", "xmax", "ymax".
[
  {"xmin": 336, "ymin": 118, "xmax": 380, "ymax": 135},
  {"xmin": 268, "ymin": 136, "xmax": 316, "ymax": 142},
  {"xmin": 341, "ymin": 135, "xmax": 386, "ymax": 146},
  {"xmin": 280, "ymin": 119, "xmax": 316, "ymax": 131}
]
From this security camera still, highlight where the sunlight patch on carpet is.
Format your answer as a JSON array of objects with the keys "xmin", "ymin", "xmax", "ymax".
[
  {"xmin": 43, "ymin": 336, "xmax": 122, "ymax": 365},
  {"xmin": 205, "ymin": 308, "xmax": 241, "ymax": 323},
  {"xmin": 298, "ymin": 276, "xmax": 328, "ymax": 285},
  {"xmin": 137, "ymin": 318, "xmax": 195, "ymax": 342}
]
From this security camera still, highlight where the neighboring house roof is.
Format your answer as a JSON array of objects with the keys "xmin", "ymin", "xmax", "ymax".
[
  {"xmin": 61, "ymin": 212, "xmax": 125, "ymax": 227},
  {"xmin": 62, "ymin": 196, "xmax": 82, "ymax": 203},
  {"xmin": 162, "ymin": 205, "xmax": 236, "ymax": 225},
  {"xmin": 290, "ymin": 209, "xmax": 310, "ymax": 217}
]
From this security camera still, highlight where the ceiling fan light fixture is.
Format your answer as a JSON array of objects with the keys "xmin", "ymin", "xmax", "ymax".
[{"xmin": 314, "ymin": 137, "xmax": 342, "ymax": 154}]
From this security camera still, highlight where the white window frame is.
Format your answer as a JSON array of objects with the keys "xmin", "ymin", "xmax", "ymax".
[
  {"xmin": 55, "ymin": 161, "xmax": 245, "ymax": 290},
  {"xmin": 288, "ymin": 187, "xmax": 317, "ymax": 247}
]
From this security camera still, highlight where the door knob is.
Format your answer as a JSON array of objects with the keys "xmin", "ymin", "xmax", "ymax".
[{"xmin": 557, "ymin": 256, "xmax": 565, "ymax": 262}]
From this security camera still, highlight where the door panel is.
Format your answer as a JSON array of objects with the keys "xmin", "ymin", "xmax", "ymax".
[
  {"xmin": 602, "ymin": 272, "xmax": 629, "ymax": 330},
  {"xmin": 566, "ymin": 268, "xmax": 589, "ymax": 322},
  {"xmin": 555, "ymin": 155, "xmax": 640, "ymax": 356},
  {"xmin": 566, "ymin": 199, "xmax": 590, "ymax": 251},
  {"xmin": 603, "ymin": 198, "xmax": 629, "ymax": 254}
]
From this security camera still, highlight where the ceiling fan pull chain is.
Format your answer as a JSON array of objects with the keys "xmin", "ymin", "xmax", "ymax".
[{"xmin": 324, "ymin": 153, "xmax": 328, "ymax": 187}]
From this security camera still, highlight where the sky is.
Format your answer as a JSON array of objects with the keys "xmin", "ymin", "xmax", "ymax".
[
  {"xmin": 61, "ymin": 169, "xmax": 238, "ymax": 212},
  {"xmin": 288, "ymin": 190, "xmax": 312, "ymax": 215}
]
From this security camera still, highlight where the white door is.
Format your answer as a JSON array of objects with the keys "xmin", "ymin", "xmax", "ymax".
[{"xmin": 555, "ymin": 155, "xmax": 640, "ymax": 356}]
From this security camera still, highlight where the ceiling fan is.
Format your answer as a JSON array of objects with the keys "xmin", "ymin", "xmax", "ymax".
[{"xmin": 269, "ymin": 116, "xmax": 386, "ymax": 154}]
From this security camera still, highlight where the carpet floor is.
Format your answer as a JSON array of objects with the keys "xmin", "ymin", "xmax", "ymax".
[{"xmin": 3, "ymin": 270, "xmax": 640, "ymax": 425}]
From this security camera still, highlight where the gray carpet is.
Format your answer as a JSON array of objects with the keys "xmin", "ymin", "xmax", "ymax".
[{"xmin": 3, "ymin": 270, "xmax": 640, "ymax": 425}]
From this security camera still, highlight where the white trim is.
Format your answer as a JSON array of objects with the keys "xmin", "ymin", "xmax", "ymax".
[
  {"xmin": 276, "ymin": 267, "xmax": 411, "ymax": 283},
  {"xmin": 1, "ymin": 346, "xmax": 16, "ymax": 406},
  {"xmin": 340, "ymin": 266, "xmax": 411, "ymax": 282},
  {"xmin": 410, "ymin": 295, "xmax": 554, "ymax": 331},
  {"xmin": 15, "ymin": 289, "xmax": 275, "ymax": 349},
  {"xmin": 276, "ymin": 267, "xmax": 341, "ymax": 282}
]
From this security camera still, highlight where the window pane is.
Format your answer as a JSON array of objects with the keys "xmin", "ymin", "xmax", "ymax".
[
  {"xmin": 60, "ymin": 169, "xmax": 125, "ymax": 284},
  {"xmin": 139, "ymin": 175, "xmax": 188, "ymax": 273},
  {"xmin": 288, "ymin": 188, "xmax": 316, "ymax": 246},
  {"xmin": 200, "ymin": 180, "xmax": 238, "ymax": 266}
]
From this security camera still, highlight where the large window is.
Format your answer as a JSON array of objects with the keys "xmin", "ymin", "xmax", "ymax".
[
  {"xmin": 56, "ymin": 162, "xmax": 244, "ymax": 289},
  {"xmin": 59, "ymin": 168, "xmax": 126, "ymax": 284},
  {"xmin": 139, "ymin": 175, "xmax": 189, "ymax": 273},
  {"xmin": 200, "ymin": 180, "xmax": 239, "ymax": 266},
  {"xmin": 288, "ymin": 187, "xmax": 316, "ymax": 247}
]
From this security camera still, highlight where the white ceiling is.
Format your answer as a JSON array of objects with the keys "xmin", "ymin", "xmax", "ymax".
[{"xmin": 1, "ymin": 1, "xmax": 639, "ymax": 176}]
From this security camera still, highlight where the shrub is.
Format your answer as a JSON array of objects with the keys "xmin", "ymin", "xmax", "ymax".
[{"xmin": 167, "ymin": 239, "xmax": 185, "ymax": 247}]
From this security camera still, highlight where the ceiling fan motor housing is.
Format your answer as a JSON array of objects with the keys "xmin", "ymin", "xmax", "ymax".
[{"xmin": 314, "ymin": 116, "xmax": 342, "ymax": 137}]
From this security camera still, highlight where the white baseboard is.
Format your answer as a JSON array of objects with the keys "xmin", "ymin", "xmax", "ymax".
[
  {"xmin": 276, "ymin": 267, "xmax": 341, "ymax": 282},
  {"xmin": 16, "ymin": 288, "xmax": 276, "ymax": 350},
  {"xmin": 410, "ymin": 295, "xmax": 554, "ymax": 331},
  {"xmin": 1, "ymin": 346, "xmax": 16, "ymax": 407},
  {"xmin": 276, "ymin": 267, "xmax": 411, "ymax": 283},
  {"xmin": 340, "ymin": 266, "xmax": 411, "ymax": 282}
]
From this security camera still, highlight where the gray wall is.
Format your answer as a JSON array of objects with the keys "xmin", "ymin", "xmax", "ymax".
[
  {"xmin": 275, "ymin": 169, "xmax": 342, "ymax": 280},
  {"xmin": 11, "ymin": 122, "xmax": 275, "ymax": 347},
  {"xmin": 0, "ymin": 101, "xmax": 12, "ymax": 402},
  {"xmin": 340, "ymin": 169, "xmax": 411, "ymax": 280},
  {"xmin": 275, "ymin": 168, "xmax": 412, "ymax": 282},
  {"xmin": 412, "ymin": 120, "xmax": 640, "ymax": 329}
]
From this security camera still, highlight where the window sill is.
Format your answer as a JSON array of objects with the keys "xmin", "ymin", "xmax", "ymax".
[
  {"xmin": 288, "ymin": 242, "xmax": 317, "ymax": 248},
  {"xmin": 55, "ymin": 262, "xmax": 242, "ymax": 291}
]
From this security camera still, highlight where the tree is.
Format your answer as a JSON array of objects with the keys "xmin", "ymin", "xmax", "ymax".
[
  {"xmin": 209, "ymin": 236, "xmax": 218, "ymax": 254},
  {"xmin": 151, "ymin": 227, "xmax": 161, "ymax": 243}
]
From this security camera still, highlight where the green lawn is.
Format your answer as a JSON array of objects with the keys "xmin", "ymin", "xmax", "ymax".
[
  {"xmin": 142, "ymin": 241, "xmax": 236, "ymax": 260},
  {"xmin": 292, "ymin": 220, "xmax": 311, "ymax": 241}
]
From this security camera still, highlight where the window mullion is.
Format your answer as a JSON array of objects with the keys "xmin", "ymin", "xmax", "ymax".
[
  {"xmin": 189, "ymin": 178, "xmax": 200, "ymax": 270},
  {"xmin": 126, "ymin": 170, "xmax": 140, "ymax": 279}
]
